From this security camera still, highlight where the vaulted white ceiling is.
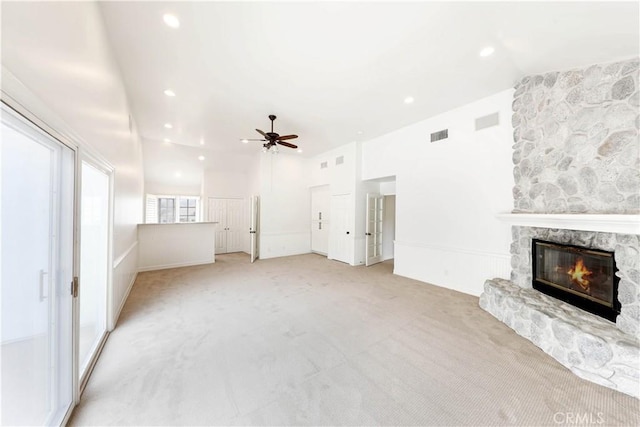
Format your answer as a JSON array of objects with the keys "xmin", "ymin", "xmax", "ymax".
[{"xmin": 99, "ymin": 1, "xmax": 639, "ymax": 186}]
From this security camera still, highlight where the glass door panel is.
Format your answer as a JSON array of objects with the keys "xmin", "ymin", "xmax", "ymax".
[
  {"xmin": 1, "ymin": 109, "xmax": 75, "ymax": 426},
  {"xmin": 79, "ymin": 161, "xmax": 109, "ymax": 380}
]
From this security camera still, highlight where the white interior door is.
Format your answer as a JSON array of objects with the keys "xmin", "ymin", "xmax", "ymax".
[
  {"xmin": 208, "ymin": 198, "xmax": 227, "ymax": 254},
  {"xmin": 329, "ymin": 194, "xmax": 350, "ymax": 264},
  {"xmin": 250, "ymin": 196, "xmax": 259, "ymax": 262},
  {"xmin": 225, "ymin": 199, "xmax": 244, "ymax": 253},
  {"xmin": 78, "ymin": 160, "xmax": 110, "ymax": 383},
  {"xmin": 1, "ymin": 107, "xmax": 75, "ymax": 426},
  {"xmin": 365, "ymin": 193, "xmax": 384, "ymax": 266},
  {"xmin": 311, "ymin": 186, "xmax": 330, "ymax": 255}
]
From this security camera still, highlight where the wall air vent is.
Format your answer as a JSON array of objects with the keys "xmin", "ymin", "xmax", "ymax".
[
  {"xmin": 475, "ymin": 112, "xmax": 500, "ymax": 131},
  {"xmin": 336, "ymin": 155, "xmax": 344, "ymax": 165},
  {"xmin": 430, "ymin": 129, "xmax": 448, "ymax": 142},
  {"xmin": 320, "ymin": 161, "xmax": 328, "ymax": 169}
]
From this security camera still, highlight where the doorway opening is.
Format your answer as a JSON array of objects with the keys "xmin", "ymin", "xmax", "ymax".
[{"xmin": 364, "ymin": 176, "xmax": 396, "ymax": 267}]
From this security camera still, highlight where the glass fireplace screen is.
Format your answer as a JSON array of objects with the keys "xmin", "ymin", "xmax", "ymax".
[{"xmin": 533, "ymin": 239, "xmax": 616, "ymax": 308}]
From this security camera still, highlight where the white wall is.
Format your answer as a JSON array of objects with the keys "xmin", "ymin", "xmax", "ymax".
[
  {"xmin": 1, "ymin": 2, "xmax": 144, "ymax": 325},
  {"xmin": 259, "ymin": 153, "xmax": 311, "ymax": 259},
  {"xmin": 361, "ymin": 89, "xmax": 515, "ymax": 296},
  {"xmin": 145, "ymin": 181, "xmax": 202, "ymax": 197}
]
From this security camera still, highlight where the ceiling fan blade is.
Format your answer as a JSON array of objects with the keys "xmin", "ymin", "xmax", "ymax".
[
  {"xmin": 277, "ymin": 134, "xmax": 298, "ymax": 141},
  {"xmin": 243, "ymin": 138, "xmax": 266, "ymax": 141},
  {"xmin": 256, "ymin": 129, "xmax": 267, "ymax": 137},
  {"xmin": 277, "ymin": 141, "xmax": 298, "ymax": 149}
]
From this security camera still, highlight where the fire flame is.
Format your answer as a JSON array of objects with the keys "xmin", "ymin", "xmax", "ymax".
[{"xmin": 567, "ymin": 258, "xmax": 592, "ymax": 291}]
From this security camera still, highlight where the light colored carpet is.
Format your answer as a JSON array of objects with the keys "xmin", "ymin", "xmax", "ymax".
[{"xmin": 70, "ymin": 253, "xmax": 640, "ymax": 426}]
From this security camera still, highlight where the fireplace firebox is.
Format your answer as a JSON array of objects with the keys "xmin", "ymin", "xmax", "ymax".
[{"xmin": 532, "ymin": 239, "xmax": 620, "ymax": 322}]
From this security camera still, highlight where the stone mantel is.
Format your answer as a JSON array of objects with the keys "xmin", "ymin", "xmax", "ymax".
[{"xmin": 496, "ymin": 213, "xmax": 640, "ymax": 235}]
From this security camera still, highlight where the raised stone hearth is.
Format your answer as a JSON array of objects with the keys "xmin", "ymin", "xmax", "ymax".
[{"xmin": 480, "ymin": 278, "xmax": 639, "ymax": 398}]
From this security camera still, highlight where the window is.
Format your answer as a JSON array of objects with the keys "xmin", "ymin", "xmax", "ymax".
[
  {"xmin": 145, "ymin": 194, "xmax": 200, "ymax": 223},
  {"xmin": 158, "ymin": 197, "xmax": 176, "ymax": 223},
  {"xmin": 179, "ymin": 198, "xmax": 197, "ymax": 222}
]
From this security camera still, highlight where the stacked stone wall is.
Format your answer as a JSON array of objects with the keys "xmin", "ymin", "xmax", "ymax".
[{"xmin": 511, "ymin": 58, "xmax": 639, "ymax": 213}]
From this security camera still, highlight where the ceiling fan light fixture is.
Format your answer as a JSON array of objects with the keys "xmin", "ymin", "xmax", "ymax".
[
  {"xmin": 249, "ymin": 115, "xmax": 299, "ymax": 152},
  {"xmin": 241, "ymin": 139, "xmax": 249, "ymax": 144}
]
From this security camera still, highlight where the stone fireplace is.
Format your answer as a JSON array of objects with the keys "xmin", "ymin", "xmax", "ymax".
[
  {"xmin": 532, "ymin": 238, "xmax": 619, "ymax": 322},
  {"xmin": 480, "ymin": 57, "xmax": 640, "ymax": 398}
]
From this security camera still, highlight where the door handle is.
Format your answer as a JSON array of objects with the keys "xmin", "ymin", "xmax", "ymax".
[
  {"xmin": 365, "ymin": 232, "xmax": 372, "ymax": 236},
  {"xmin": 39, "ymin": 269, "xmax": 48, "ymax": 301},
  {"xmin": 346, "ymin": 231, "xmax": 350, "ymax": 235}
]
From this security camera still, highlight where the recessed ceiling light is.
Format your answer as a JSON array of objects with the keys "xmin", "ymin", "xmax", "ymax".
[
  {"xmin": 357, "ymin": 131, "xmax": 363, "ymax": 135},
  {"xmin": 163, "ymin": 138, "xmax": 171, "ymax": 143},
  {"xmin": 163, "ymin": 14, "xmax": 180, "ymax": 29},
  {"xmin": 297, "ymin": 149, "xmax": 303, "ymax": 153},
  {"xmin": 175, "ymin": 172, "xmax": 181, "ymax": 178},
  {"xmin": 198, "ymin": 155, "xmax": 205, "ymax": 161},
  {"xmin": 164, "ymin": 123, "xmax": 172, "ymax": 129},
  {"xmin": 404, "ymin": 96, "xmax": 414, "ymax": 104},
  {"xmin": 200, "ymin": 138, "xmax": 205, "ymax": 145},
  {"xmin": 241, "ymin": 139, "xmax": 249, "ymax": 144},
  {"xmin": 479, "ymin": 46, "xmax": 495, "ymax": 57},
  {"xmin": 164, "ymin": 89, "xmax": 176, "ymax": 97}
]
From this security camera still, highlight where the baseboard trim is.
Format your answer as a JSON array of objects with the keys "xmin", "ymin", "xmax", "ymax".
[{"xmin": 138, "ymin": 259, "xmax": 215, "ymax": 272}]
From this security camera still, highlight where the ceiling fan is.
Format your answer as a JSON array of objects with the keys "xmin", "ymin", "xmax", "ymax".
[{"xmin": 243, "ymin": 115, "xmax": 298, "ymax": 151}]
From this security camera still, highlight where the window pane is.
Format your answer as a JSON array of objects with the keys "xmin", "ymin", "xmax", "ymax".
[{"xmin": 158, "ymin": 198, "xmax": 176, "ymax": 223}]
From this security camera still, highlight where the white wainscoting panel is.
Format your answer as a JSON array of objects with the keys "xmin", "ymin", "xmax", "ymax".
[
  {"xmin": 137, "ymin": 223, "xmax": 216, "ymax": 272},
  {"xmin": 394, "ymin": 241, "xmax": 511, "ymax": 296},
  {"xmin": 111, "ymin": 240, "xmax": 138, "ymax": 329},
  {"xmin": 259, "ymin": 231, "xmax": 311, "ymax": 259}
]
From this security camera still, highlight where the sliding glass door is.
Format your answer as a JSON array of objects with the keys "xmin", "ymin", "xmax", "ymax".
[
  {"xmin": 78, "ymin": 160, "xmax": 110, "ymax": 383},
  {"xmin": 1, "ymin": 105, "xmax": 75, "ymax": 426}
]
